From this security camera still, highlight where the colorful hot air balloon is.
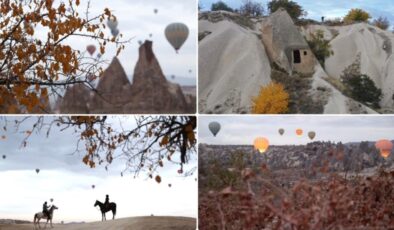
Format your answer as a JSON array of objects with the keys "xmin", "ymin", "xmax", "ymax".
[
  {"xmin": 296, "ymin": 129, "xmax": 303, "ymax": 136},
  {"xmin": 86, "ymin": 45, "xmax": 96, "ymax": 56},
  {"xmin": 308, "ymin": 131, "xmax": 316, "ymax": 140},
  {"xmin": 165, "ymin": 23, "xmax": 189, "ymax": 53},
  {"xmin": 253, "ymin": 137, "xmax": 269, "ymax": 153},
  {"xmin": 375, "ymin": 139, "xmax": 393, "ymax": 158},
  {"xmin": 208, "ymin": 121, "xmax": 221, "ymax": 137},
  {"xmin": 35, "ymin": 168, "xmax": 40, "ymax": 174},
  {"xmin": 278, "ymin": 128, "xmax": 284, "ymax": 136},
  {"xmin": 107, "ymin": 18, "xmax": 118, "ymax": 30}
]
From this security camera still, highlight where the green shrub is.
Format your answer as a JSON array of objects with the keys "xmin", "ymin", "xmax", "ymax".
[
  {"xmin": 267, "ymin": 0, "xmax": 306, "ymax": 20},
  {"xmin": 307, "ymin": 30, "xmax": 334, "ymax": 67},
  {"xmin": 211, "ymin": 1, "xmax": 234, "ymax": 12},
  {"xmin": 341, "ymin": 74, "xmax": 382, "ymax": 108}
]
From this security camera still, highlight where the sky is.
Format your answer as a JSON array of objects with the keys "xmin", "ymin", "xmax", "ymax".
[
  {"xmin": 39, "ymin": 0, "xmax": 197, "ymax": 86},
  {"xmin": 199, "ymin": 115, "xmax": 394, "ymax": 145},
  {"xmin": 199, "ymin": 0, "xmax": 394, "ymax": 26},
  {"xmin": 0, "ymin": 116, "xmax": 197, "ymax": 222}
]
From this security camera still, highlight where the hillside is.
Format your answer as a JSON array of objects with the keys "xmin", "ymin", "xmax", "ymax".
[
  {"xmin": 199, "ymin": 10, "xmax": 393, "ymax": 114},
  {"xmin": 0, "ymin": 216, "xmax": 196, "ymax": 230},
  {"xmin": 199, "ymin": 141, "xmax": 394, "ymax": 187}
]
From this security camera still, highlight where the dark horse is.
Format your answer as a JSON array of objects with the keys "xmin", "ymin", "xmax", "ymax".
[{"xmin": 94, "ymin": 200, "xmax": 116, "ymax": 221}]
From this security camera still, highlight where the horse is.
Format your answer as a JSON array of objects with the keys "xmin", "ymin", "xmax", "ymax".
[
  {"xmin": 33, "ymin": 205, "xmax": 58, "ymax": 229},
  {"xmin": 94, "ymin": 200, "xmax": 116, "ymax": 221}
]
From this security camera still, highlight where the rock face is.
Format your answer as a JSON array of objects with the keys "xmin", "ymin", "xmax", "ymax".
[
  {"xmin": 126, "ymin": 41, "xmax": 192, "ymax": 113},
  {"xmin": 58, "ymin": 41, "xmax": 195, "ymax": 114},
  {"xmin": 199, "ymin": 11, "xmax": 271, "ymax": 113},
  {"xmin": 89, "ymin": 57, "xmax": 131, "ymax": 114},
  {"xmin": 59, "ymin": 83, "xmax": 91, "ymax": 114}
]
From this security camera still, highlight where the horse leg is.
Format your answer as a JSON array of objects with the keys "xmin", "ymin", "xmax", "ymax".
[
  {"xmin": 50, "ymin": 218, "xmax": 53, "ymax": 228},
  {"xmin": 44, "ymin": 218, "xmax": 48, "ymax": 229},
  {"xmin": 112, "ymin": 210, "xmax": 115, "ymax": 220}
]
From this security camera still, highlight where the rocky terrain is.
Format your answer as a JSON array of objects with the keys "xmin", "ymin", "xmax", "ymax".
[
  {"xmin": 199, "ymin": 10, "xmax": 394, "ymax": 114},
  {"xmin": 199, "ymin": 141, "xmax": 394, "ymax": 178},
  {"xmin": 57, "ymin": 41, "xmax": 195, "ymax": 114}
]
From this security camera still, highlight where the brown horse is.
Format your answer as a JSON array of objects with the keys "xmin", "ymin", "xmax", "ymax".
[
  {"xmin": 33, "ymin": 205, "xmax": 58, "ymax": 229},
  {"xmin": 94, "ymin": 200, "xmax": 116, "ymax": 221}
]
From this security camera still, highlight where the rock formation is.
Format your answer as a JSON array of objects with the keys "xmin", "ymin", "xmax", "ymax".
[
  {"xmin": 126, "ymin": 41, "xmax": 192, "ymax": 113},
  {"xmin": 59, "ymin": 83, "xmax": 91, "ymax": 114},
  {"xmin": 58, "ymin": 40, "xmax": 195, "ymax": 114}
]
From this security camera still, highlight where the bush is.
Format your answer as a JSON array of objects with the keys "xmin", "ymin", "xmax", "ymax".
[
  {"xmin": 341, "ymin": 74, "xmax": 382, "ymax": 108},
  {"xmin": 251, "ymin": 82, "xmax": 289, "ymax": 114},
  {"xmin": 239, "ymin": 0, "xmax": 264, "ymax": 16},
  {"xmin": 344, "ymin": 8, "xmax": 371, "ymax": 23},
  {"xmin": 211, "ymin": 1, "xmax": 234, "ymax": 12},
  {"xmin": 373, "ymin": 16, "xmax": 390, "ymax": 30},
  {"xmin": 267, "ymin": 0, "xmax": 306, "ymax": 20},
  {"xmin": 307, "ymin": 30, "xmax": 334, "ymax": 67}
]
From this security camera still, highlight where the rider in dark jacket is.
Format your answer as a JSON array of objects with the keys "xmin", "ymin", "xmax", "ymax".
[
  {"xmin": 104, "ymin": 195, "xmax": 109, "ymax": 208},
  {"xmin": 43, "ymin": 201, "xmax": 50, "ymax": 218}
]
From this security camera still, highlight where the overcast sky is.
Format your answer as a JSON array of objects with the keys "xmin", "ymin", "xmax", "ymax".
[
  {"xmin": 0, "ymin": 116, "xmax": 197, "ymax": 222},
  {"xmin": 199, "ymin": 115, "xmax": 394, "ymax": 145},
  {"xmin": 199, "ymin": 0, "xmax": 394, "ymax": 26},
  {"xmin": 51, "ymin": 0, "xmax": 197, "ymax": 85}
]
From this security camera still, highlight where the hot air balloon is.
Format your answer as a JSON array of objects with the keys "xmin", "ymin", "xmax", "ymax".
[
  {"xmin": 154, "ymin": 9, "xmax": 158, "ymax": 14},
  {"xmin": 138, "ymin": 40, "xmax": 143, "ymax": 45},
  {"xmin": 35, "ymin": 169, "xmax": 40, "ymax": 174},
  {"xmin": 91, "ymin": 185, "xmax": 95, "ymax": 189},
  {"xmin": 308, "ymin": 131, "xmax": 316, "ymax": 140},
  {"xmin": 188, "ymin": 69, "xmax": 192, "ymax": 73},
  {"xmin": 168, "ymin": 183, "xmax": 172, "ymax": 187},
  {"xmin": 111, "ymin": 28, "xmax": 119, "ymax": 37},
  {"xmin": 165, "ymin": 23, "xmax": 189, "ymax": 53},
  {"xmin": 86, "ymin": 45, "xmax": 96, "ymax": 56},
  {"xmin": 107, "ymin": 18, "xmax": 118, "ymax": 30},
  {"xmin": 208, "ymin": 121, "xmax": 221, "ymax": 137},
  {"xmin": 253, "ymin": 137, "xmax": 269, "ymax": 153},
  {"xmin": 296, "ymin": 129, "xmax": 303, "ymax": 136},
  {"xmin": 375, "ymin": 139, "xmax": 393, "ymax": 158},
  {"xmin": 50, "ymin": 198, "xmax": 54, "ymax": 202},
  {"xmin": 149, "ymin": 33, "xmax": 153, "ymax": 38},
  {"xmin": 171, "ymin": 75, "xmax": 175, "ymax": 79},
  {"xmin": 278, "ymin": 128, "xmax": 284, "ymax": 136},
  {"xmin": 2, "ymin": 155, "xmax": 5, "ymax": 159},
  {"xmin": 120, "ymin": 172, "xmax": 123, "ymax": 177}
]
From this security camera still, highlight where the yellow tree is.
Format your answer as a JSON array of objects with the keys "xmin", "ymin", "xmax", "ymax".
[
  {"xmin": 344, "ymin": 8, "xmax": 371, "ymax": 23},
  {"xmin": 251, "ymin": 82, "xmax": 289, "ymax": 114},
  {"xmin": 0, "ymin": 0, "xmax": 128, "ymax": 113}
]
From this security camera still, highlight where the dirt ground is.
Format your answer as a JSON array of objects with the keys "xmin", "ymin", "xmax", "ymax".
[{"xmin": 0, "ymin": 216, "xmax": 196, "ymax": 230}]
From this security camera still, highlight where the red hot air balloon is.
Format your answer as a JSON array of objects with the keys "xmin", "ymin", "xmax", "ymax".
[
  {"xmin": 375, "ymin": 139, "xmax": 393, "ymax": 158},
  {"xmin": 86, "ymin": 45, "xmax": 96, "ymax": 56}
]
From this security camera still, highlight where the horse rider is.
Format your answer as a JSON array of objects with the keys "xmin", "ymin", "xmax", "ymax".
[
  {"xmin": 43, "ymin": 201, "xmax": 50, "ymax": 218},
  {"xmin": 104, "ymin": 195, "xmax": 110, "ymax": 209}
]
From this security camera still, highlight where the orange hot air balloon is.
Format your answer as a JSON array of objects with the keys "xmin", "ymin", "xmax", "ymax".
[
  {"xmin": 253, "ymin": 137, "xmax": 269, "ymax": 153},
  {"xmin": 296, "ymin": 129, "xmax": 303, "ymax": 136},
  {"xmin": 375, "ymin": 139, "xmax": 393, "ymax": 158}
]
